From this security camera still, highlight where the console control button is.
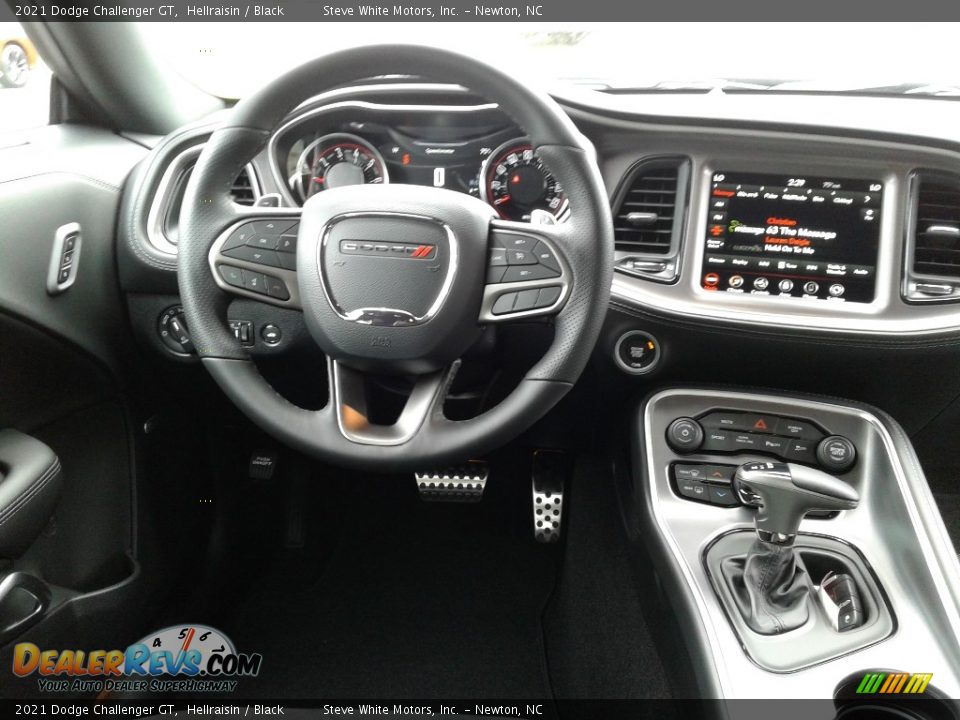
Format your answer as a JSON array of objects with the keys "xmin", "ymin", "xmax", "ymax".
[
  {"xmin": 775, "ymin": 418, "xmax": 822, "ymax": 439},
  {"xmin": 701, "ymin": 464, "xmax": 736, "ymax": 484},
  {"xmin": 708, "ymin": 485, "xmax": 739, "ymax": 507},
  {"xmin": 675, "ymin": 464, "xmax": 709, "ymax": 481},
  {"xmin": 785, "ymin": 438, "xmax": 818, "ymax": 464},
  {"xmin": 667, "ymin": 418, "xmax": 703, "ymax": 452},
  {"xmin": 817, "ymin": 435, "xmax": 857, "ymax": 472},
  {"xmin": 737, "ymin": 414, "xmax": 779, "ymax": 433},
  {"xmin": 701, "ymin": 429, "xmax": 733, "ymax": 452},
  {"xmin": 699, "ymin": 411, "xmax": 743, "ymax": 430},
  {"xmin": 677, "ymin": 478, "xmax": 709, "ymax": 502}
]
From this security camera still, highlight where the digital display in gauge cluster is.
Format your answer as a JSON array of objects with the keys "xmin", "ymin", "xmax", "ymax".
[
  {"xmin": 700, "ymin": 172, "xmax": 882, "ymax": 304},
  {"xmin": 285, "ymin": 129, "xmax": 569, "ymax": 223}
]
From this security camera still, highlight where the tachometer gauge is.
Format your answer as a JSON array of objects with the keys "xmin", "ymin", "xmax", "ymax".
[
  {"xmin": 480, "ymin": 139, "xmax": 569, "ymax": 222},
  {"xmin": 290, "ymin": 133, "xmax": 388, "ymax": 203}
]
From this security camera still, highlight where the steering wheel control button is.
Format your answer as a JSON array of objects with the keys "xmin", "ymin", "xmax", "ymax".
[
  {"xmin": 506, "ymin": 249, "xmax": 537, "ymax": 265},
  {"xmin": 491, "ymin": 292, "xmax": 519, "ymax": 315},
  {"xmin": 242, "ymin": 271, "xmax": 267, "ymax": 295},
  {"xmin": 260, "ymin": 324, "xmax": 282, "ymax": 346},
  {"xmin": 502, "ymin": 264, "xmax": 558, "ymax": 283},
  {"xmin": 264, "ymin": 274, "xmax": 290, "ymax": 301},
  {"xmin": 533, "ymin": 242, "xmax": 561, "ymax": 273},
  {"xmin": 513, "ymin": 289, "xmax": 541, "ymax": 312},
  {"xmin": 222, "ymin": 223, "xmax": 258, "ymax": 252},
  {"xmin": 277, "ymin": 233, "xmax": 298, "ymax": 253},
  {"xmin": 486, "ymin": 266, "xmax": 507, "ymax": 284},
  {"xmin": 222, "ymin": 244, "xmax": 283, "ymax": 268},
  {"xmin": 488, "ymin": 248, "xmax": 508, "ymax": 266},
  {"xmin": 218, "ymin": 264, "xmax": 245, "ymax": 289},
  {"xmin": 536, "ymin": 286, "xmax": 562, "ymax": 308},
  {"xmin": 817, "ymin": 435, "xmax": 857, "ymax": 472},
  {"xmin": 667, "ymin": 417, "xmax": 704, "ymax": 452},
  {"xmin": 614, "ymin": 331, "xmax": 660, "ymax": 374}
]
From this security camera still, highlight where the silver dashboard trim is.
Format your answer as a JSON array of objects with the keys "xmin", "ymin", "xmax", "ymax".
[{"xmin": 148, "ymin": 144, "xmax": 260, "ymax": 257}]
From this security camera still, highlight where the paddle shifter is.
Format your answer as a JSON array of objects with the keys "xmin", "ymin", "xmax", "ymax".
[{"xmin": 726, "ymin": 461, "xmax": 860, "ymax": 634}]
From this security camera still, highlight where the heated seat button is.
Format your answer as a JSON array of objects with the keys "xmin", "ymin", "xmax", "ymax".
[
  {"xmin": 677, "ymin": 478, "xmax": 709, "ymax": 502},
  {"xmin": 674, "ymin": 464, "xmax": 709, "ymax": 482}
]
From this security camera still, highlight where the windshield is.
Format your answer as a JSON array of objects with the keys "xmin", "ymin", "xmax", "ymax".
[{"xmin": 143, "ymin": 22, "xmax": 960, "ymax": 100}]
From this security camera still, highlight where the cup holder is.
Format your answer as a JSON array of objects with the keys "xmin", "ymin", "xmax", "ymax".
[{"xmin": 835, "ymin": 671, "xmax": 959, "ymax": 720}]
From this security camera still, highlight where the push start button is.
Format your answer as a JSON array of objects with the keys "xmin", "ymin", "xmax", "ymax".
[{"xmin": 615, "ymin": 330, "xmax": 661, "ymax": 374}]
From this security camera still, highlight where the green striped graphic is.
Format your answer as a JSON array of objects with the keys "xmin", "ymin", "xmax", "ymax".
[{"xmin": 856, "ymin": 672, "xmax": 932, "ymax": 694}]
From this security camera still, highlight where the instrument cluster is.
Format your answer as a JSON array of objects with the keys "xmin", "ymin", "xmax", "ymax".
[{"xmin": 276, "ymin": 118, "xmax": 569, "ymax": 223}]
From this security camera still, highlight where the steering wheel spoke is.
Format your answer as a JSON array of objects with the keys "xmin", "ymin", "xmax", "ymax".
[
  {"xmin": 481, "ymin": 219, "xmax": 570, "ymax": 322},
  {"xmin": 208, "ymin": 212, "xmax": 303, "ymax": 308},
  {"xmin": 327, "ymin": 358, "xmax": 457, "ymax": 446}
]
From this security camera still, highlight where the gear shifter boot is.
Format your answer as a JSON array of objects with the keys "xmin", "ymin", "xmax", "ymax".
[{"xmin": 721, "ymin": 540, "xmax": 811, "ymax": 635}]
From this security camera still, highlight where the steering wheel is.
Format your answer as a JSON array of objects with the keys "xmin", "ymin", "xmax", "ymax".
[{"xmin": 177, "ymin": 45, "xmax": 613, "ymax": 471}]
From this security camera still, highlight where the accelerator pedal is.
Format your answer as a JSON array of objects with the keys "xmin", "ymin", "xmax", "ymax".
[
  {"xmin": 532, "ymin": 450, "xmax": 568, "ymax": 543},
  {"xmin": 416, "ymin": 461, "xmax": 488, "ymax": 502}
]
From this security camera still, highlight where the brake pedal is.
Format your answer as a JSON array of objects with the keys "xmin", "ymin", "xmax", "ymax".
[
  {"xmin": 532, "ymin": 450, "xmax": 568, "ymax": 543},
  {"xmin": 416, "ymin": 461, "xmax": 488, "ymax": 502}
]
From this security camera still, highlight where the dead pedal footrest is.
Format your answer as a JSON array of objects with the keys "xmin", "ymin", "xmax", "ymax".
[
  {"xmin": 416, "ymin": 462, "xmax": 488, "ymax": 502},
  {"xmin": 532, "ymin": 450, "xmax": 567, "ymax": 543}
]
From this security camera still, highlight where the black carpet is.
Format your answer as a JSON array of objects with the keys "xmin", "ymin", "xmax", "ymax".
[{"xmin": 220, "ymin": 469, "xmax": 559, "ymax": 699}]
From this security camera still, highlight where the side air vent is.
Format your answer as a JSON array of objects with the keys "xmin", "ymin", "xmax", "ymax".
[
  {"xmin": 230, "ymin": 168, "xmax": 257, "ymax": 205},
  {"xmin": 905, "ymin": 172, "xmax": 960, "ymax": 302},
  {"xmin": 611, "ymin": 157, "xmax": 690, "ymax": 283}
]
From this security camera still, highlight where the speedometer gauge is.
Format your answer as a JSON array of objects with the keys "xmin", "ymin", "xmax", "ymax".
[
  {"xmin": 480, "ymin": 139, "xmax": 569, "ymax": 222},
  {"xmin": 291, "ymin": 133, "xmax": 388, "ymax": 203}
]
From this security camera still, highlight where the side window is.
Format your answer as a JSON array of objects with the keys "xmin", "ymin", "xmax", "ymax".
[{"xmin": 0, "ymin": 22, "xmax": 49, "ymax": 131}]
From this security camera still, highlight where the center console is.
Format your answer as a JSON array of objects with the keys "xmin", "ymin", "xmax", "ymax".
[{"xmin": 634, "ymin": 388, "xmax": 960, "ymax": 704}]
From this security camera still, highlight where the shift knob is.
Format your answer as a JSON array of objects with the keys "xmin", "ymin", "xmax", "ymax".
[{"xmin": 734, "ymin": 461, "xmax": 860, "ymax": 544}]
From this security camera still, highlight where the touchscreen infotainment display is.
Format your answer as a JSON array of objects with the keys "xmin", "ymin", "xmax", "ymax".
[{"xmin": 701, "ymin": 172, "xmax": 882, "ymax": 303}]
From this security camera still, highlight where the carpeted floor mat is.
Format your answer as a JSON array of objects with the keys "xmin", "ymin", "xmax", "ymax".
[{"xmin": 220, "ymin": 472, "xmax": 559, "ymax": 699}]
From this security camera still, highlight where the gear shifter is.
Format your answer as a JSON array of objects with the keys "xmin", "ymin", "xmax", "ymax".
[{"xmin": 722, "ymin": 461, "xmax": 860, "ymax": 634}]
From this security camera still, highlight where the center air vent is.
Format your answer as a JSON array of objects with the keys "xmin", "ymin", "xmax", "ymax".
[
  {"xmin": 611, "ymin": 157, "xmax": 690, "ymax": 283},
  {"xmin": 905, "ymin": 172, "xmax": 960, "ymax": 302},
  {"xmin": 230, "ymin": 168, "xmax": 257, "ymax": 205}
]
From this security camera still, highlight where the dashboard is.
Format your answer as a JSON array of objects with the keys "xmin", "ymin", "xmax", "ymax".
[{"xmin": 121, "ymin": 82, "xmax": 960, "ymax": 365}]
